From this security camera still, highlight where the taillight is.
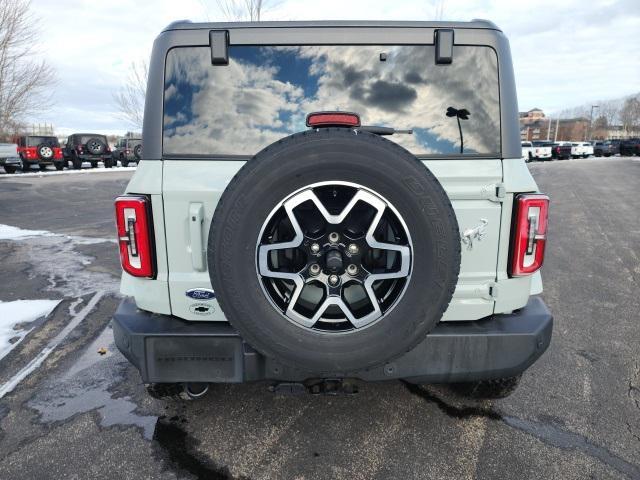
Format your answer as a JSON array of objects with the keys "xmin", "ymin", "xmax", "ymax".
[
  {"xmin": 555, "ymin": 147, "xmax": 560, "ymax": 153},
  {"xmin": 510, "ymin": 194, "xmax": 549, "ymax": 277},
  {"xmin": 77, "ymin": 145, "xmax": 84, "ymax": 153},
  {"xmin": 115, "ymin": 195, "xmax": 155, "ymax": 278},
  {"xmin": 306, "ymin": 111, "xmax": 361, "ymax": 128}
]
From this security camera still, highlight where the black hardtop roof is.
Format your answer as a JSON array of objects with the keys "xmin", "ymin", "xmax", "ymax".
[
  {"xmin": 71, "ymin": 133, "xmax": 107, "ymax": 137},
  {"xmin": 162, "ymin": 19, "xmax": 501, "ymax": 32}
]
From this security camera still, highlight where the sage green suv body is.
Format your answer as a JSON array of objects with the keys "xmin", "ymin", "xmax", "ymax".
[{"xmin": 112, "ymin": 20, "xmax": 552, "ymax": 398}]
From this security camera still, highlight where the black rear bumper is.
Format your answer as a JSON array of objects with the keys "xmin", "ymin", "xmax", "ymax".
[{"xmin": 112, "ymin": 296, "xmax": 552, "ymax": 384}]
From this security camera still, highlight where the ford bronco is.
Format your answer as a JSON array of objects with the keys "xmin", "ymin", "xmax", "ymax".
[{"xmin": 112, "ymin": 20, "xmax": 553, "ymax": 400}]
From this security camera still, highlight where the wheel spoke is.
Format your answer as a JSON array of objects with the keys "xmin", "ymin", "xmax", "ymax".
[{"xmin": 256, "ymin": 182, "xmax": 412, "ymax": 331}]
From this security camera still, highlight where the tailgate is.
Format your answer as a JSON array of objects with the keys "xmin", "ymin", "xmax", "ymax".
[{"xmin": 163, "ymin": 158, "xmax": 502, "ymax": 322}]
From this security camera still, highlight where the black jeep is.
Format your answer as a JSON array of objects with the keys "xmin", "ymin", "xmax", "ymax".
[{"xmin": 63, "ymin": 133, "xmax": 114, "ymax": 169}]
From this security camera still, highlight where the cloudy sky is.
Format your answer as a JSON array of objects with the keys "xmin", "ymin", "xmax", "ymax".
[{"xmin": 29, "ymin": 0, "xmax": 640, "ymax": 135}]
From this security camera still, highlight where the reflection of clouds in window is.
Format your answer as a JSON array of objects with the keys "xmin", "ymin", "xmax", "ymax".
[{"xmin": 163, "ymin": 45, "xmax": 499, "ymax": 156}]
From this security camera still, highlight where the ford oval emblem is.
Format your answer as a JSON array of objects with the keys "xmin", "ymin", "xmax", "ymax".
[{"xmin": 185, "ymin": 288, "xmax": 216, "ymax": 300}]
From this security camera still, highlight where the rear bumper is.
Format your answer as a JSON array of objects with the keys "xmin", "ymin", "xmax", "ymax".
[
  {"xmin": 112, "ymin": 296, "xmax": 553, "ymax": 384},
  {"xmin": 78, "ymin": 154, "xmax": 111, "ymax": 161},
  {"xmin": 0, "ymin": 157, "xmax": 20, "ymax": 166},
  {"xmin": 22, "ymin": 158, "xmax": 63, "ymax": 164}
]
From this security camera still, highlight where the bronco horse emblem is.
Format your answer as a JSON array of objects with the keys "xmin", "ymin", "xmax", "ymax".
[{"xmin": 461, "ymin": 219, "xmax": 488, "ymax": 250}]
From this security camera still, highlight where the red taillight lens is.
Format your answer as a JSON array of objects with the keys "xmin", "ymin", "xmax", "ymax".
[
  {"xmin": 510, "ymin": 194, "xmax": 549, "ymax": 277},
  {"xmin": 115, "ymin": 195, "xmax": 155, "ymax": 278},
  {"xmin": 306, "ymin": 111, "xmax": 361, "ymax": 128}
]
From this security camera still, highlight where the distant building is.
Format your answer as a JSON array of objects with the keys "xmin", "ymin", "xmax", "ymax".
[
  {"xmin": 519, "ymin": 108, "xmax": 545, "ymax": 126},
  {"xmin": 519, "ymin": 108, "xmax": 592, "ymax": 141}
]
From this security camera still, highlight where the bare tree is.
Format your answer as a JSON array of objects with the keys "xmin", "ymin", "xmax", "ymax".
[
  {"xmin": 598, "ymin": 99, "xmax": 619, "ymax": 127},
  {"xmin": 113, "ymin": 60, "xmax": 148, "ymax": 130},
  {"xmin": 620, "ymin": 95, "xmax": 640, "ymax": 134},
  {"xmin": 0, "ymin": 0, "xmax": 55, "ymax": 136},
  {"xmin": 216, "ymin": 0, "xmax": 270, "ymax": 21}
]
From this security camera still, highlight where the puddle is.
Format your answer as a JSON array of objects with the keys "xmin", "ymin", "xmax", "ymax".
[
  {"xmin": 153, "ymin": 417, "xmax": 238, "ymax": 480},
  {"xmin": 28, "ymin": 326, "xmax": 157, "ymax": 439},
  {"xmin": 403, "ymin": 382, "xmax": 640, "ymax": 479}
]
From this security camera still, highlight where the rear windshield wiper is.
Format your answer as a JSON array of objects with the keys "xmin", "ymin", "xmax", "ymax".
[{"xmin": 357, "ymin": 126, "xmax": 413, "ymax": 136}]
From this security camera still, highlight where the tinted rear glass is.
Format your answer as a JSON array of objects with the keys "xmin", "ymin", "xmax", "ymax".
[
  {"xmin": 26, "ymin": 136, "xmax": 59, "ymax": 147},
  {"xmin": 163, "ymin": 45, "xmax": 500, "ymax": 157},
  {"xmin": 77, "ymin": 135, "xmax": 107, "ymax": 144}
]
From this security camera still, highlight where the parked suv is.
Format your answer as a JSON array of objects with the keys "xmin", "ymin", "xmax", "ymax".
[
  {"xmin": 63, "ymin": 133, "xmax": 114, "ymax": 169},
  {"xmin": 593, "ymin": 140, "xmax": 618, "ymax": 157},
  {"xmin": 113, "ymin": 20, "xmax": 553, "ymax": 400},
  {"xmin": 15, "ymin": 135, "xmax": 65, "ymax": 171},
  {"xmin": 113, "ymin": 137, "xmax": 142, "ymax": 167},
  {"xmin": 619, "ymin": 138, "xmax": 640, "ymax": 156}
]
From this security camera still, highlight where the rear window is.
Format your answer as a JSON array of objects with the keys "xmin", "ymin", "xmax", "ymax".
[
  {"xmin": 163, "ymin": 45, "xmax": 500, "ymax": 157},
  {"xmin": 76, "ymin": 135, "xmax": 107, "ymax": 144},
  {"xmin": 26, "ymin": 136, "xmax": 59, "ymax": 147}
]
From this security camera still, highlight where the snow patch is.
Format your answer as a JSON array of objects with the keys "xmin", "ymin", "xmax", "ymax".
[
  {"xmin": 0, "ymin": 292, "xmax": 102, "ymax": 398},
  {"xmin": 0, "ymin": 165, "xmax": 137, "ymax": 179},
  {"xmin": 0, "ymin": 223, "xmax": 115, "ymax": 244},
  {"xmin": 0, "ymin": 299, "xmax": 60, "ymax": 361},
  {"xmin": 0, "ymin": 224, "xmax": 57, "ymax": 240}
]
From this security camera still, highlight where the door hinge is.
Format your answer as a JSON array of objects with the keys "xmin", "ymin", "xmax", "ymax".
[
  {"xmin": 486, "ymin": 183, "xmax": 506, "ymax": 202},
  {"xmin": 482, "ymin": 282, "xmax": 498, "ymax": 300}
]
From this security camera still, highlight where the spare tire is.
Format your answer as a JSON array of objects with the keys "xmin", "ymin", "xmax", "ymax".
[
  {"xmin": 37, "ymin": 143, "xmax": 54, "ymax": 160},
  {"xmin": 85, "ymin": 137, "xmax": 105, "ymax": 155},
  {"xmin": 208, "ymin": 128, "xmax": 460, "ymax": 373},
  {"xmin": 133, "ymin": 144, "xmax": 142, "ymax": 160}
]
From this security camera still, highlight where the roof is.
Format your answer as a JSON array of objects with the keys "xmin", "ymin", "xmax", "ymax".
[
  {"xmin": 162, "ymin": 19, "xmax": 501, "ymax": 32},
  {"xmin": 528, "ymin": 108, "xmax": 543, "ymax": 112}
]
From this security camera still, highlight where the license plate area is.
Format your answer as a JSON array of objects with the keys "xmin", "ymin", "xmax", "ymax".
[{"xmin": 145, "ymin": 336, "xmax": 243, "ymax": 382}]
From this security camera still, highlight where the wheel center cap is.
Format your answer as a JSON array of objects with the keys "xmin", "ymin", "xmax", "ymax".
[{"xmin": 325, "ymin": 249, "xmax": 344, "ymax": 273}]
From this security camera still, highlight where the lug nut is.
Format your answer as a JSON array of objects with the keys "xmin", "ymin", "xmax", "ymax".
[
  {"xmin": 329, "ymin": 232, "xmax": 340, "ymax": 243},
  {"xmin": 347, "ymin": 264, "xmax": 358, "ymax": 276},
  {"xmin": 348, "ymin": 243, "xmax": 359, "ymax": 255},
  {"xmin": 310, "ymin": 243, "xmax": 320, "ymax": 254},
  {"xmin": 328, "ymin": 274, "xmax": 339, "ymax": 286},
  {"xmin": 309, "ymin": 264, "xmax": 321, "ymax": 276}
]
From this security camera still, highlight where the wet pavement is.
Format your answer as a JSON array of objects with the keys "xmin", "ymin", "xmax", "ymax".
[{"xmin": 0, "ymin": 159, "xmax": 639, "ymax": 479}]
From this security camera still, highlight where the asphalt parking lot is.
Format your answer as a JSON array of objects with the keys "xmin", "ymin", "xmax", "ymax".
[{"xmin": 0, "ymin": 157, "xmax": 638, "ymax": 480}]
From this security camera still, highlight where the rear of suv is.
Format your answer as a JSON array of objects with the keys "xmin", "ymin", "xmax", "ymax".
[
  {"xmin": 593, "ymin": 140, "xmax": 618, "ymax": 157},
  {"xmin": 15, "ymin": 135, "xmax": 65, "ymax": 171},
  {"xmin": 63, "ymin": 133, "xmax": 114, "ymax": 169},
  {"xmin": 112, "ymin": 20, "xmax": 553, "ymax": 400},
  {"xmin": 113, "ymin": 137, "xmax": 142, "ymax": 167}
]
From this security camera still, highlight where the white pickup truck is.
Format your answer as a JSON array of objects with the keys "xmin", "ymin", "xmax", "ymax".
[
  {"xmin": 0, "ymin": 143, "xmax": 20, "ymax": 173},
  {"xmin": 522, "ymin": 141, "xmax": 552, "ymax": 161},
  {"xmin": 571, "ymin": 142, "xmax": 594, "ymax": 158}
]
